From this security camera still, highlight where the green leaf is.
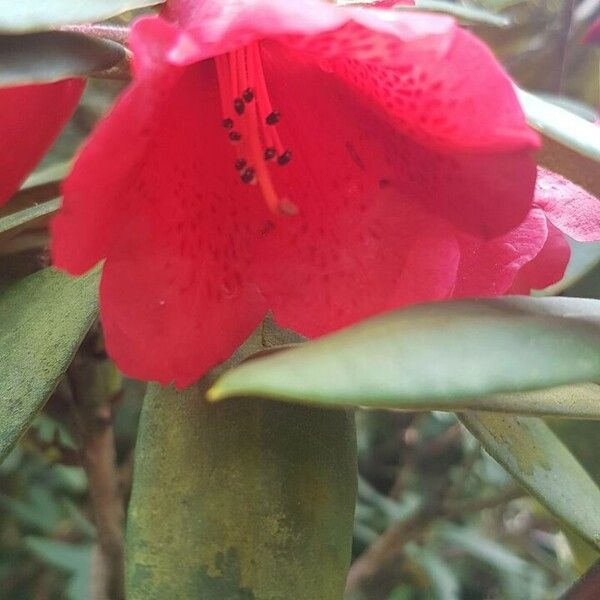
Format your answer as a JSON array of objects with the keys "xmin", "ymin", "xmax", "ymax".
[
  {"xmin": 405, "ymin": 543, "xmax": 460, "ymax": 600},
  {"xmin": 437, "ymin": 524, "xmax": 528, "ymax": 574},
  {"xmin": 397, "ymin": 0, "xmax": 511, "ymax": 27},
  {"xmin": 517, "ymin": 89, "xmax": 600, "ymax": 163},
  {"xmin": 460, "ymin": 412, "xmax": 600, "ymax": 551},
  {"xmin": 25, "ymin": 537, "xmax": 92, "ymax": 600},
  {"xmin": 21, "ymin": 161, "xmax": 71, "ymax": 190},
  {"xmin": 209, "ymin": 297, "xmax": 600, "ymax": 414},
  {"xmin": 518, "ymin": 89, "xmax": 600, "ymax": 201},
  {"xmin": 0, "ymin": 268, "xmax": 99, "ymax": 462},
  {"xmin": 0, "ymin": 198, "xmax": 60, "ymax": 236},
  {"xmin": 540, "ymin": 242, "xmax": 600, "ymax": 296},
  {"xmin": 0, "ymin": 32, "xmax": 125, "ymax": 86},
  {"xmin": 0, "ymin": 0, "xmax": 163, "ymax": 33},
  {"xmin": 127, "ymin": 384, "xmax": 356, "ymax": 600}
]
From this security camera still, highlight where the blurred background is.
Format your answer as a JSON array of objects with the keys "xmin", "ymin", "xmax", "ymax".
[{"xmin": 0, "ymin": 1, "xmax": 599, "ymax": 598}]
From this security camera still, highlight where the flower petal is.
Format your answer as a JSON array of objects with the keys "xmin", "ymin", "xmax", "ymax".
[
  {"xmin": 53, "ymin": 19, "xmax": 186, "ymax": 274},
  {"xmin": 534, "ymin": 168, "xmax": 600, "ymax": 243},
  {"xmin": 160, "ymin": 1, "xmax": 538, "ymax": 236},
  {"xmin": 100, "ymin": 209, "xmax": 267, "ymax": 387},
  {"xmin": 54, "ymin": 48, "xmax": 270, "ymax": 386},
  {"xmin": 284, "ymin": 12, "xmax": 538, "ymax": 236},
  {"xmin": 247, "ymin": 51, "xmax": 460, "ymax": 336},
  {"xmin": 454, "ymin": 208, "xmax": 549, "ymax": 297},
  {"xmin": 0, "ymin": 79, "xmax": 83, "ymax": 205},
  {"xmin": 510, "ymin": 222, "xmax": 570, "ymax": 294}
]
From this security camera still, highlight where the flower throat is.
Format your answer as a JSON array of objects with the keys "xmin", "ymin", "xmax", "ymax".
[{"xmin": 216, "ymin": 42, "xmax": 296, "ymax": 215}]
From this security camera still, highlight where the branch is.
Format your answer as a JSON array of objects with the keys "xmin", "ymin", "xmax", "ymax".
[{"xmin": 67, "ymin": 344, "xmax": 125, "ymax": 600}]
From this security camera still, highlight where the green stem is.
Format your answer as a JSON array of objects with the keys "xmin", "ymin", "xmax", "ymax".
[{"xmin": 126, "ymin": 384, "xmax": 357, "ymax": 599}]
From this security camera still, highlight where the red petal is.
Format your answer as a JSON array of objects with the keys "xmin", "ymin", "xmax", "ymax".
[
  {"xmin": 510, "ymin": 222, "xmax": 570, "ymax": 294},
  {"xmin": 534, "ymin": 168, "xmax": 600, "ymax": 242},
  {"xmin": 159, "ymin": 1, "xmax": 537, "ymax": 236},
  {"xmin": 53, "ymin": 19, "xmax": 187, "ymax": 275},
  {"xmin": 284, "ymin": 16, "xmax": 538, "ymax": 236},
  {"xmin": 0, "ymin": 80, "xmax": 83, "ymax": 205},
  {"xmin": 163, "ymin": 1, "xmax": 537, "ymax": 150},
  {"xmin": 248, "ymin": 52, "xmax": 461, "ymax": 336},
  {"xmin": 454, "ymin": 208, "xmax": 549, "ymax": 297},
  {"xmin": 54, "ymin": 40, "xmax": 269, "ymax": 386}
]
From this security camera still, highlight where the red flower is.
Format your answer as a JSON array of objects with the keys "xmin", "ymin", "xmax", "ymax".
[
  {"xmin": 52, "ymin": 0, "xmax": 542, "ymax": 386},
  {"xmin": 0, "ymin": 80, "xmax": 84, "ymax": 204}
]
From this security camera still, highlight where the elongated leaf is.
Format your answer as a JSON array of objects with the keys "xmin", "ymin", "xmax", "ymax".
[
  {"xmin": 541, "ymin": 242, "xmax": 600, "ymax": 296},
  {"xmin": 516, "ymin": 90, "xmax": 599, "ymax": 201},
  {"xmin": 460, "ymin": 412, "xmax": 600, "ymax": 551},
  {"xmin": 405, "ymin": 543, "xmax": 460, "ymax": 600},
  {"xmin": 537, "ymin": 135, "xmax": 600, "ymax": 201},
  {"xmin": 518, "ymin": 89, "xmax": 600, "ymax": 163},
  {"xmin": 209, "ymin": 297, "xmax": 600, "ymax": 413},
  {"xmin": 127, "ymin": 385, "xmax": 356, "ymax": 599},
  {"xmin": 397, "ymin": 1, "xmax": 511, "ymax": 26},
  {"xmin": 0, "ymin": 198, "xmax": 60, "ymax": 236},
  {"xmin": 21, "ymin": 162, "xmax": 71, "ymax": 190},
  {"xmin": 0, "ymin": 268, "xmax": 99, "ymax": 461},
  {"xmin": 0, "ymin": 32, "xmax": 125, "ymax": 86},
  {"xmin": 25, "ymin": 537, "xmax": 92, "ymax": 600},
  {"xmin": 0, "ymin": 0, "xmax": 163, "ymax": 33}
]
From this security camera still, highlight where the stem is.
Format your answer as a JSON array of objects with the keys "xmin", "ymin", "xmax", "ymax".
[{"xmin": 68, "ymin": 353, "xmax": 125, "ymax": 600}]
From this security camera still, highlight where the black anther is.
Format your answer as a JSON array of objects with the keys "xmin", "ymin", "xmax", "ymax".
[
  {"xmin": 264, "ymin": 147, "xmax": 277, "ymax": 161},
  {"xmin": 234, "ymin": 98, "xmax": 245, "ymax": 115},
  {"xmin": 265, "ymin": 111, "xmax": 280, "ymax": 125},
  {"xmin": 241, "ymin": 167, "xmax": 256, "ymax": 184},
  {"xmin": 277, "ymin": 150, "xmax": 292, "ymax": 166}
]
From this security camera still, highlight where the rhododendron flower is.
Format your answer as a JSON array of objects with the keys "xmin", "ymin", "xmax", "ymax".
[
  {"xmin": 0, "ymin": 80, "xmax": 84, "ymax": 204},
  {"xmin": 52, "ymin": 0, "xmax": 546, "ymax": 386}
]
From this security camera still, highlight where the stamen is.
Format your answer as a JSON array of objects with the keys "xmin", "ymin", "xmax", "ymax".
[
  {"xmin": 266, "ymin": 111, "xmax": 280, "ymax": 126},
  {"xmin": 234, "ymin": 98, "xmax": 245, "ymax": 115},
  {"xmin": 248, "ymin": 43, "xmax": 285, "ymax": 156},
  {"xmin": 241, "ymin": 167, "xmax": 256, "ymax": 184},
  {"xmin": 215, "ymin": 55, "xmax": 233, "ymax": 123},
  {"xmin": 215, "ymin": 42, "xmax": 294, "ymax": 215},
  {"xmin": 277, "ymin": 150, "xmax": 292, "ymax": 166}
]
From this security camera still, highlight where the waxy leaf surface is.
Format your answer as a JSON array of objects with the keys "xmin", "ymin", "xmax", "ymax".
[
  {"xmin": 0, "ymin": 268, "xmax": 99, "ymax": 461},
  {"xmin": 0, "ymin": 0, "xmax": 163, "ymax": 33},
  {"xmin": 209, "ymin": 297, "xmax": 600, "ymax": 415},
  {"xmin": 461, "ymin": 412, "xmax": 600, "ymax": 551}
]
